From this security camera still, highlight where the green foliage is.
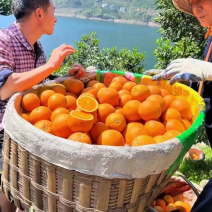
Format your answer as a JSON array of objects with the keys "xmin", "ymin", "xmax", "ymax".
[
  {"xmin": 179, "ymin": 143, "xmax": 212, "ymax": 185},
  {"xmin": 30, "ymin": 207, "xmax": 34, "ymax": 212},
  {"xmin": 154, "ymin": 37, "xmax": 204, "ymax": 69},
  {"xmin": 131, "ymin": 0, "xmax": 156, "ymax": 9},
  {"xmin": 53, "ymin": 0, "xmax": 156, "ymax": 9},
  {"xmin": 154, "ymin": 0, "xmax": 207, "ymax": 69},
  {"xmin": 54, "ymin": 32, "xmax": 145, "ymax": 76},
  {"xmin": 0, "ymin": 0, "xmax": 12, "ymax": 16},
  {"xmin": 53, "ymin": 0, "xmax": 158, "ymax": 23},
  {"xmin": 195, "ymin": 126, "xmax": 210, "ymax": 146}
]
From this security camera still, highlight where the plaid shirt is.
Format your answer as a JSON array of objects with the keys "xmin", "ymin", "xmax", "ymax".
[{"xmin": 0, "ymin": 23, "xmax": 46, "ymax": 130}]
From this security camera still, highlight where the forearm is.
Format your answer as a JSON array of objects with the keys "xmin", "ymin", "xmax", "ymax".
[{"xmin": 0, "ymin": 63, "xmax": 54, "ymax": 100}]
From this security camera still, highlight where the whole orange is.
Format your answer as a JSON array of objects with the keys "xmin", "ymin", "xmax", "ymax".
[
  {"xmin": 21, "ymin": 113, "xmax": 31, "ymax": 123},
  {"xmin": 131, "ymin": 85, "xmax": 150, "ymax": 102},
  {"xmin": 97, "ymin": 130, "xmax": 125, "ymax": 146},
  {"xmin": 87, "ymin": 80, "xmax": 99, "ymax": 87},
  {"xmin": 106, "ymin": 113, "xmax": 126, "ymax": 132},
  {"xmin": 148, "ymin": 85, "xmax": 162, "ymax": 96},
  {"xmin": 146, "ymin": 94, "xmax": 166, "ymax": 113},
  {"xmin": 118, "ymin": 89, "xmax": 131, "ymax": 97},
  {"xmin": 22, "ymin": 93, "xmax": 41, "ymax": 112},
  {"xmin": 131, "ymin": 135, "xmax": 156, "ymax": 147},
  {"xmin": 68, "ymin": 132, "xmax": 92, "ymax": 144},
  {"xmin": 79, "ymin": 92, "xmax": 96, "ymax": 99},
  {"xmin": 65, "ymin": 79, "xmax": 84, "ymax": 94},
  {"xmin": 119, "ymin": 94, "xmax": 132, "ymax": 107},
  {"xmin": 161, "ymin": 89, "xmax": 170, "ymax": 97},
  {"xmin": 34, "ymin": 120, "xmax": 53, "ymax": 134},
  {"xmin": 144, "ymin": 120, "xmax": 165, "ymax": 137},
  {"xmin": 97, "ymin": 88, "xmax": 119, "ymax": 106},
  {"xmin": 161, "ymin": 108, "xmax": 182, "ymax": 122},
  {"xmin": 90, "ymin": 122, "xmax": 109, "ymax": 143},
  {"xmin": 48, "ymin": 93, "xmax": 67, "ymax": 111},
  {"xmin": 163, "ymin": 130, "xmax": 181, "ymax": 139},
  {"xmin": 93, "ymin": 82, "xmax": 106, "ymax": 91},
  {"xmin": 170, "ymin": 99, "xmax": 193, "ymax": 121},
  {"xmin": 51, "ymin": 107, "xmax": 70, "ymax": 122},
  {"xmin": 138, "ymin": 100, "xmax": 161, "ymax": 121},
  {"xmin": 51, "ymin": 84, "xmax": 66, "ymax": 95},
  {"xmin": 40, "ymin": 90, "xmax": 55, "ymax": 107},
  {"xmin": 154, "ymin": 135, "xmax": 167, "ymax": 144},
  {"xmin": 66, "ymin": 95, "xmax": 77, "ymax": 111},
  {"xmin": 164, "ymin": 95, "xmax": 176, "ymax": 110},
  {"xmin": 154, "ymin": 206, "xmax": 164, "ymax": 212},
  {"xmin": 163, "ymin": 119, "xmax": 185, "ymax": 133},
  {"xmin": 165, "ymin": 203, "xmax": 176, "ymax": 212},
  {"xmin": 30, "ymin": 106, "xmax": 51, "ymax": 125},
  {"xmin": 123, "ymin": 100, "xmax": 141, "ymax": 121},
  {"xmin": 162, "ymin": 194, "xmax": 174, "ymax": 205},
  {"xmin": 66, "ymin": 92, "xmax": 77, "ymax": 99},
  {"xmin": 112, "ymin": 76, "xmax": 128, "ymax": 85},
  {"xmin": 156, "ymin": 199, "xmax": 166, "ymax": 210},
  {"xmin": 52, "ymin": 114, "xmax": 73, "ymax": 138},
  {"xmin": 124, "ymin": 123, "xmax": 150, "ymax": 145},
  {"xmin": 115, "ymin": 107, "xmax": 125, "ymax": 117},
  {"xmin": 109, "ymin": 82, "xmax": 123, "ymax": 91},
  {"xmin": 82, "ymin": 87, "xmax": 98, "ymax": 98},
  {"xmin": 181, "ymin": 119, "xmax": 191, "ymax": 130},
  {"xmin": 63, "ymin": 78, "xmax": 73, "ymax": 90},
  {"xmin": 123, "ymin": 81, "xmax": 136, "ymax": 92},
  {"xmin": 97, "ymin": 104, "xmax": 115, "ymax": 122}
]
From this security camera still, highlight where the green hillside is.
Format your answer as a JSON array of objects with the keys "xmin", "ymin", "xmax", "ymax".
[
  {"xmin": 53, "ymin": 0, "xmax": 157, "ymax": 9},
  {"xmin": 53, "ymin": 0, "xmax": 158, "ymax": 24}
]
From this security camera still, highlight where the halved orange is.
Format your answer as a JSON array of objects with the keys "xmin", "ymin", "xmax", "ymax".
[
  {"xmin": 77, "ymin": 96, "xmax": 98, "ymax": 112},
  {"xmin": 68, "ymin": 110, "xmax": 94, "ymax": 133}
]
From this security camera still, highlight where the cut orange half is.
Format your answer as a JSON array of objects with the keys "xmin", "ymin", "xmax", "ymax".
[
  {"xmin": 68, "ymin": 110, "xmax": 94, "ymax": 133},
  {"xmin": 77, "ymin": 96, "xmax": 98, "ymax": 112}
]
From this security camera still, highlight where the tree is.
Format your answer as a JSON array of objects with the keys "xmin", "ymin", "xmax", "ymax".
[
  {"xmin": 0, "ymin": 0, "xmax": 12, "ymax": 16},
  {"xmin": 54, "ymin": 32, "xmax": 145, "ymax": 76},
  {"xmin": 154, "ymin": 0, "xmax": 207, "ymax": 69}
]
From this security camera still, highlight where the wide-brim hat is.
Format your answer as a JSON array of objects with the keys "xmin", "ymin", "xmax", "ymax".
[{"xmin": 173, "ymin": 0, "xmax": 193, "ymax": 16}]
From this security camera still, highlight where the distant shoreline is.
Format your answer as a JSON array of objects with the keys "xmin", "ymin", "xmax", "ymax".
[{"xmin": 55, "ymin": 12, "xmax": 160, "ymax": 28}]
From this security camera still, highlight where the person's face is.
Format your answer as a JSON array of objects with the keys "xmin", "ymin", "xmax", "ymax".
[
  {"xmin": 38, "ymin": 0, "xmax": 57, "ymax": 35},
  {"xmin": 191, "ymin": 0, "xmax": 212, "ymax": 27}
]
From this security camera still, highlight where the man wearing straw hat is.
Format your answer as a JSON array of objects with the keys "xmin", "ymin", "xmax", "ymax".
[
  {"xmin": 145, "ymin": 0, "xmax": 212, "ymax": 211},
  {"xmin": 0, "ymin": 0, "xmax": 86, "ymax": 211}
]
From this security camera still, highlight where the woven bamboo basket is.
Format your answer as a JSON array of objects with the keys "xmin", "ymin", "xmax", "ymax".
[{"xmin": 1, "ymin": 70, "xmax": 205, "ymax": 212}]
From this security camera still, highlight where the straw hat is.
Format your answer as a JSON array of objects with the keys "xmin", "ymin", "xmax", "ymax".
[{"xmin": 173, "ymin": 0, "xmax": 193, "ymax": 16}]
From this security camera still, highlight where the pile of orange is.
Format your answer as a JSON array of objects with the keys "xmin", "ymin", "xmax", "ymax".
[
  {"xmin": 153, "ymin": 193, "xmax": 191, "ymax": 212},
  {"xmin": 20, "ymin": 76, "xmax": 193, "ymax": 146},
  {"xmin": 190, "ymin": 153, "xmax": 200, "ymax": 160}
]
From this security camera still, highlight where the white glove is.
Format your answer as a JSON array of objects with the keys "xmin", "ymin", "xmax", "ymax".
[{"xmin": 158, "ymin": 58, "xmax": 212, "ymax": 85}]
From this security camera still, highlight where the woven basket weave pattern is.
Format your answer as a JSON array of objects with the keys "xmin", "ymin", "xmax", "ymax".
[{"xmin": 2, "ymin": 133, "xmax": 172, "ymax": 212}]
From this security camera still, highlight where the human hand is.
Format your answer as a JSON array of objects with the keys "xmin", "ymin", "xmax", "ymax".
[
  {"xmin": 161, "ymin": 58, "xmax": 212, "ymax": 85},
  {"xmin": 143, "ymin": 69, "xmax": 165, "ymax": 76},
  {"xmin": 144, "ymin": 69, "xmax": 165, "ymax": 81},
  {"xmin": 69, "ymin": 64, "xmax": 86, "ymax": 78},
  {"xmin": 47, "ymin": 44, "xmax": 75, "ymax": 70}
]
